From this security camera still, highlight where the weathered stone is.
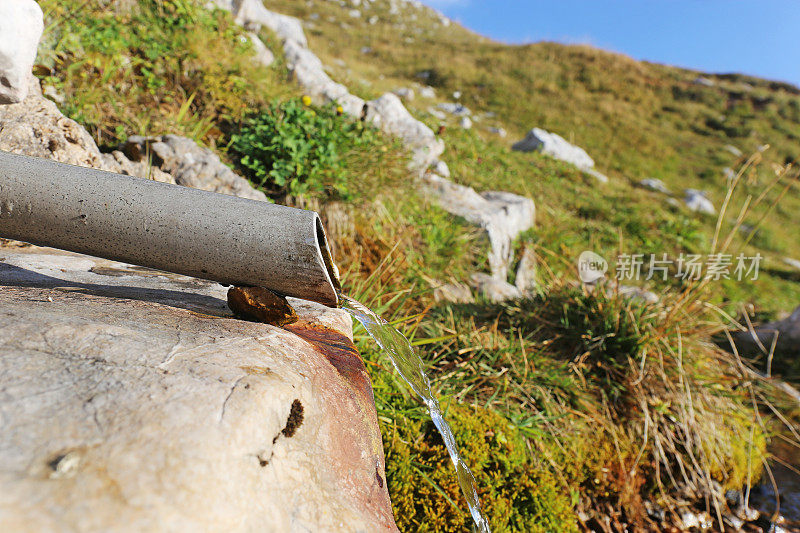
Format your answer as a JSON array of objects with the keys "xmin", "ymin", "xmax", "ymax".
[
  {"xmin": 618, "ymin": 285, "xmax": 659, "ymax": 305},
  {"xmin": 783, "ymin": 258, "xmax": 800, "ymax": 271},
  {"xmin": 515, "ymin": 246, "xmax": 537, "ymax": 294},
  {"xmin": 419, "ymin": 86, "xmax": 436, "ymax": 99},
  {"xmin": 684, "ymin": 188, "xmax": 715, "ymax": 215},
  {"xmin": 432, "ymin": 280, "xmax": 474, "ymax": 304},
  {"xmin": 425, "ymin": 175, "xmax": 535, "ymax": 280},
  {"xmin": 0, "ymin": 0, "xmax": 43, "ymax": 104},
  {"xmin": 0, "ymin": 78, "xmax": 114, "ymax": 171},
  {"xmin": 0, "ymin": 246, "xmax": 397, "ymax": 532},
  {"xmin": 437, "ymin": 102, "xmax": 471, "ymax": 116},
  {"xmin": 100, "ymin": 150, "xmax": 176, "ymax": 184},
  {"xmin": 470, "ymin": 272, "xmax": 522, "ymax": 303},
  {"xmin": 392, "ymin": 87, "xmax": 414, "ymax": 101},
  {"xmin": 247, "ymin": 32, "xmax": 275, "ymax": 67},
  {"xmin": 365, "ymin": 93, "xmax": 444, "ymax": 169},
  {"xmin": 227, "ymin": 285, "xmax": 298, "ymax": 326},
  {"xmin": 121, "ymin": 135, "xmax": 267, "ymax": 201},
  {"xmin": 583, "ymin": 167, "xmax": 608, "ymax": 183},
  {"xmin": 488, "ymin": 127, "xmax": 507, "ymax": 138},
  {"xmin": 512, "ymin": 127, "xmax": 595, "ymax": 169},
  {"xmin": 639, "ymin": 177, "xmax": 670, "ymax": 194},
  {"xmin": 459, "ymin": 116, "xmax": 473, "ymax": 129}
]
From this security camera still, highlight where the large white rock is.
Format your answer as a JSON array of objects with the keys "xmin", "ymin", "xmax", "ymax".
[
  {"xmin": 0, "ymin": 247, "xmax": 397, "ymax": 532},
  {"xmin": 247, "ymin": 32, "xmax": 275, "ymax": 67},
  {"xmin": 282, "ymin": 39, "xmax": 365, "ymax": 117},
  {"xmin": 0, "ymin": 0, "xmax": 43, "ymax": 104},
  {"xmin": 424, "ymin": 175, "xmax": 535, "ymax": 280},
  {"xmin": 365, "ymin": 93, "xmax": 444, "ymax": 169},
  {"xmin": 512, "ymin": 127, "xmax": 595, "ymax": 169}
]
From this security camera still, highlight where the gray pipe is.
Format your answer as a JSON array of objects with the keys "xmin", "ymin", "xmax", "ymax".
[{"xmin": 0, "ymin": 151, "xmax": 341, "ymax": 307}]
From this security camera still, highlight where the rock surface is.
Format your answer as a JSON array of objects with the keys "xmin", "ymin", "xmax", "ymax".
[
  {"xmin": 424, "ymin": 174, "xmax": 535, "ymax": 281},
  {"xmin": 512, "ymin": 127, "xmax": 595, "ymax": 170},
  {"xmin": 0, "ymin": 79, "xmax": 115, "ymax": 171},
  {"xmin": 684, "ymin": 188, "xmax": 716, "ymax": 215},
  {"xmin": 365, "ymin": 93, "xmax": 444, "ymax": 169},
  {"xmin": 0, "ymin": 0, "xmax": 43, "ymax": 104},
  {"xmin": 0, "ymin": 246, "xmax": 397, "ymax": 532},
  {"xmin": 471, "ymin": 272, "xmax": 522, "ymax": 303},
  {"xmin": 120, "ymin": 135, "xmax": 267, "ymax": 201},
  {"xmin": 639, "ymin": 177, "xmax": 671, "ymax": 194}
]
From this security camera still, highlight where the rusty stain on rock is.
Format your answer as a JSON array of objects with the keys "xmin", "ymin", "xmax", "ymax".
[
  {"xmin": 227, "ymin": 286, "xmax": 298, "ymax": 326},
  {"xmin": 284, "ymin": 322, "xmax": 375, "ymax": 405}
]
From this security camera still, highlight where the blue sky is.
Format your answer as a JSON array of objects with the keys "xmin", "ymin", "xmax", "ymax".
[{"xmin": 423, "ymin": 1, "xmax": 800, "ymax": 87}]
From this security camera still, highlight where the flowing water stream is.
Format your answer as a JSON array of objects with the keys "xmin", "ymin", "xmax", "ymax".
[{"xmin": 339, "ymin": 294, "xmax": 491, "ymax": 533}]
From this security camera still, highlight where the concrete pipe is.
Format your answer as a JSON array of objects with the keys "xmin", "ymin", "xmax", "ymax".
[{"xmin": 0, "ymin": 151, "xmax": 341, "ymax": 307}]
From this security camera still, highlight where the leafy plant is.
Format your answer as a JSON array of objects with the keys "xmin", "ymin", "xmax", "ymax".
[{"xmin": 229, "ymin": 98, "xmax": 386, "ymax": 199}]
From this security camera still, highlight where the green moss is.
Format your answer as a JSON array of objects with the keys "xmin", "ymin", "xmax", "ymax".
[{"xmin": 382, "ymin": 402, "xmax": 578, "ymax": 532}]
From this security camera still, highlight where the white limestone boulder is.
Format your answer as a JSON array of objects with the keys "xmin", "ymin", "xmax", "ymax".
[
  {"xmin": 512, "ymin": 127, "xmax": 595, "ymax": 169},
  {"xmin": 0, "ymin": 0, "xmax": 44, "ymax": 104},
  {"xmin": 365, "ymin": 93, "xmax": 444, "ymax": 169},
  {"xmin": 0, "ymin": 247, "xmax": 397, "ymax": 532}
]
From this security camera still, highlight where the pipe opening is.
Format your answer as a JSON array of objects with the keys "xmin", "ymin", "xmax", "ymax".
[{"xmin": 315, "ymin": 216, "xmax": 341, "ymax": 294}]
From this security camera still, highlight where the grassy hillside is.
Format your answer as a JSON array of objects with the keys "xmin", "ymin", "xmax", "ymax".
[
  {"xmin": 271, "ymin": 0, "xmax": 800, "ymax": 317},
  {"xmin": 34, "ymin": 0, "xmax": 800, "ymax": 530}
]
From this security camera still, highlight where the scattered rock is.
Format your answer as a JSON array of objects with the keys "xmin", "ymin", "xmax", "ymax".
[
  {"xmin": 618, "ymin": 285, "xmax": 659, "ymax": 305},
  {"xmin": 368, "ymin": 15, "xmax": 378, "ymax": 24},
  {"xmin": 424, "ymin": 174, "xmax": 535, "ymax": 280},
  {"xmin": 514, "ymin": 247, "xmax": 537, "ymax": 294},
  {"xmin": 725, "ymin": 144, "xmax": 743, "ymax": 157},
  {"xmin": 784, "ymin": 258, "xmax": 800, "ymax": 271},
  {"xmin": 419, "ymin": 86, "xmax": 436, "ymax": 99},
  {"xmin": 693, "ymin": 76, "xmax": 715, "ymax": 87},
  {"xmin": 121, "ymin": 135, "xmax": 267, "ymax": 201},
  {"xmin": 247, "ymin": 32, "xmax": 275, "ymax": 67},
  {"xmin": 348, "ymin": 8, "xmax": 361, "ymax": 17},
  {"xmin": 432, "ymin": 280, "xmax": 474, "ymax": 304},
  {"xmin": 639, "ymin": 177, "xmax": 671, "ymax": 194},
  {"xmin": 683, "ymin": 189, "xmax": 716, "ymax": 215},
  {"xmin": 0, "ymin": 246, "xmax": 397, "ymax": 532},
  {"xmin": 583, "ymin": 168, "xmax": 609, "ymax": 183},
  {"xmin": 459, "ymin": 116, "xmax": 472, "ymax": 129},
  {"xmin": 488, "ymin": 127, "xmax": 507, "ymax": 138},
  {"xmin": 100, "ymin": 150, "xmax": 175, "ymax": 184},
  {"xmin": 392, "ymin": 87, "xmax": 414, "ymax": 101},
  {"xmin": 437, "ymin": 102, "xmax": 471, "ymax": 116},
  {"xmin": 470, "ymin": 272, "xmax": 522, "ymax": 303},
  {"xmin": 512, "ymin": 127, "xmax": 595, "ymax": 170},
  {"xmin": 227, "ymin": 286, "xmax": 299, "ymax": 326},
  {"xmin": 365, "ymin": 93, "xmax": 444, "ymax": 169},
  {"xmin": 431, "ymin": 159, "xmax": 450, "ymax": 178},
  {"xmin": 0, "ymin": 0, "xmax": 43, "ymax": 104},
  {"xmin": 452, "ymin": 91, "xmax": 461, "ymax": 99}
]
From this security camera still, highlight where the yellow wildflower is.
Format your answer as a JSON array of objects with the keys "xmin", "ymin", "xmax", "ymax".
[{"xmin": 301, "ymin": 95, "xmax": 312, "ymax": 106}]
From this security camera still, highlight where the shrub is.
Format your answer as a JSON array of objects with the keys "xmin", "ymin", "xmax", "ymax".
[{"xmin": 229, "ymin": 99, "xmax": 390, "ymax": 199}]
